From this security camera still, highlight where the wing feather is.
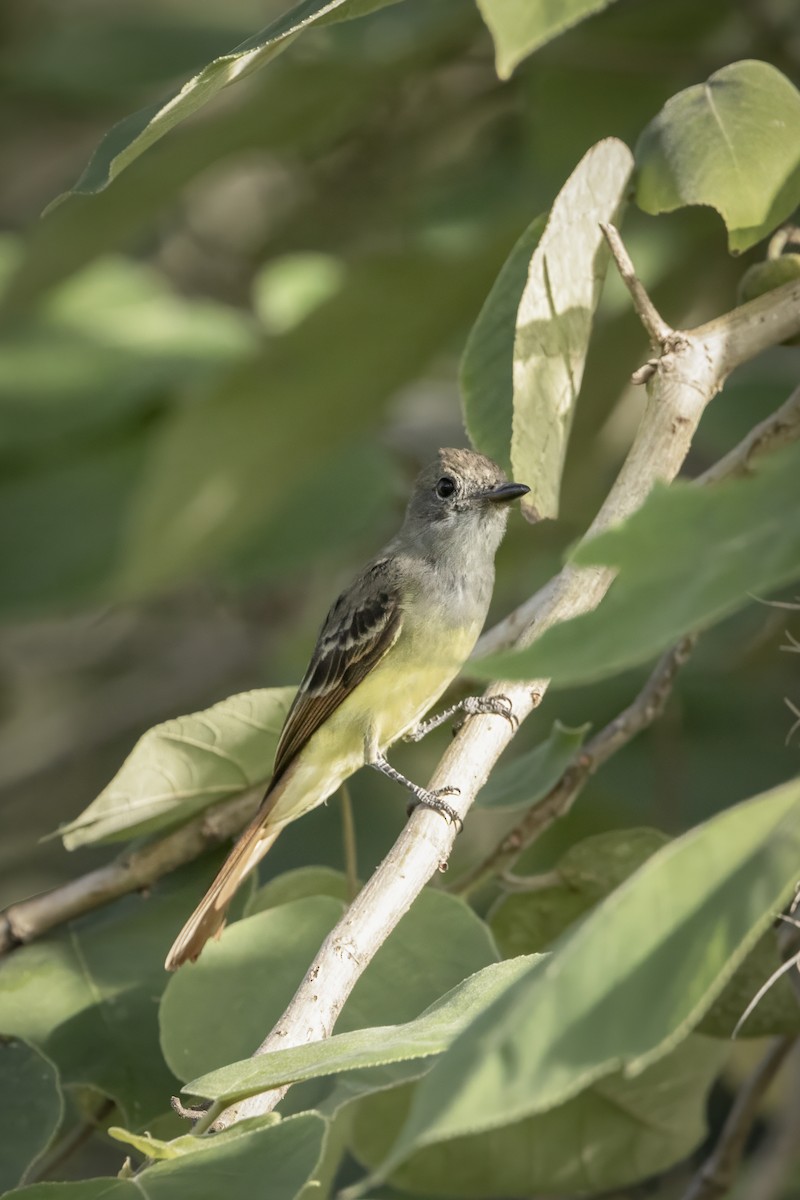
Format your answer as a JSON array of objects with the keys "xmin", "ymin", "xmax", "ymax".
[{"xmin": 272, "ymin": 561, "xmax": 403, "ymax": 780}]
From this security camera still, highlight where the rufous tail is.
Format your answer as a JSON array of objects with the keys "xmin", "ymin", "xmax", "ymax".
[{"xmin": 164, "ymin": 795, "xmax": 284, "ymax": 971}]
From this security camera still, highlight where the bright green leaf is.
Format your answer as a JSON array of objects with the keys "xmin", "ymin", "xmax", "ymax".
[
  {"xmin": 59, "ymin": 688, "xmax": 294, "ymax": 848},
  {"xmin": 51, "ymin": 0, "xmax": 404, "ymax": 205},
  {"xmin": 352, "ymin": 1036, "xmax": 724, "ymax": 1196},
  {"xmin": 107, "ymin": 1113, "xmax": 281, "ymax": 1160},
  {"xmin": 511, "ymin": 139, "xmax": 633, "ymax": 520},
  {"xmin": 476, "ymin": 0, "xmax": 623, "ymax": 80},
  {"xmin": 0, "ymin": 1038, "xmax": 63, "ymax": 1191},
  {"xmin": 635, "ymin": 60, "xmax": 800, "ymax": 253},
  {"xmin": 460, "ymin": 213, "xmax": 547, "ymax": 473},
  {"xmin": 475, "ymin": 720, "xmax": 590, "ymax": 811},
  {"xmin": 184, "ymin": 957, "xmax": 534, "ymax": 1105},
  {"xmin": 475, "ymin": 444, "xmax": 800, "ymax": 687},
  {"xmin": 7, "ymin": 1112, "xmax": 325, "ymax": 1200},
  {"xmin": 490, "ymin": 828, "xmax": 670, "ymax": 956},
  {"xmin": 378, "ymin": 776, "xmax": 800, "ymax": 1168}
]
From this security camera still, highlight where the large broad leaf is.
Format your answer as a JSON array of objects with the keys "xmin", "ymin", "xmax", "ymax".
[
  {"xmin": 511, "ymin": 139, "xmax": 633, "ymax": 520},
  {"xmin": 160, "ymin": 889, "xmax": 497, "ymax": 1083},
  {"xmin": 636, "ymin": 60, "xmax": 800, "ymax": 253},
  {"xmin": 475, "ymin": 720, "xmax": 590, "ymax": 811},
  {"xmin": 0, "ymin": 1038, "xmax": 63, "ymax": 1192},
  {"xmin": 51, "ymin": 0, "xmax": 403, "ymax": 205},
  {"xmin": 460, "ymin": 213, "xmax": 547, "ymax": 473},
  {"xmin": 351, "ymin": 1036, "xmax": 724, "ymax": 1196},
  {"xmin": 490, "ymin": 828, "xmax": 670, "ymax": 956},
  {"xmin": 0, "ymin": 859, "xmax": 244, "ymax": 1126},
  {"xmin": 6, "ymin": 1112, "xmax": 325, "ymax": 1200},
  {"xmin": 59, "ymin": 687, "xmax": 294, "ymax": 848},
  {"xmin": 184, "ymin": 957, "xmax": 534, "ymax": 1105},
  {"xmin": 476, "ymin": 0, "xmax": 623, "ymax": 80},
  {"xmin": 374, "ymin": 776, "xmax": 800, "ymax": 1170},
  {"xmin": 475, "ymin": 444, "xmax": 800, "ymax": 687}
]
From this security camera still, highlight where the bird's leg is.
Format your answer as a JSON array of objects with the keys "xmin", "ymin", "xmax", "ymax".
[
  {"xmin": 403, "ymin": 695, "xmax": 518, "ymax": 742},
  {"xmin": 369, "ymin": 755, "xmax": 463, "ymax": 831}
]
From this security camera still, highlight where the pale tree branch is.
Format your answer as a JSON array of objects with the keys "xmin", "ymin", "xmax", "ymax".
[
  {"xmin": 0, "ymin": 790, "xmax": 261, "ymax": 955},
  {"xmin": 206, "ymin": 232, "xmax": 800, "ymax": 1129}
]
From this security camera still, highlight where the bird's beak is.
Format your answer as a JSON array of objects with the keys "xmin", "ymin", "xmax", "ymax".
[{"xmin": 484, "ymin": 481, "xmax": 531, "ymax": 504}]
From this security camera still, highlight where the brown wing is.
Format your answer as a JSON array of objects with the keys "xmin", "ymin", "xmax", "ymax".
[{"xmin": 272, "ymin": 560, "xmax": 403, "ymax": 781}]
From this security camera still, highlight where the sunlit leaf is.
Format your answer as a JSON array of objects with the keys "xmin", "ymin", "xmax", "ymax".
[
  {"xmin": 510, "ymin": 139, "xmax": 633, "ymax": 520},
  {"xmin": 376, "ymin": 777, "xmax": 800, "ymax": 1169},
  {"xmin": 475, "ymin": 444, "xmax": 800, "ymax": 686},
  {"xmin": 246, "ymin": 867, "xmax": 352, "ymax": 916},
  {"xmin": 636, "ymin": 60, "xmax": 800, "ymax": 253},
  {"xmin": 476, "ymin": 0, "xmax": 623, "ymax": 80},
  {"xmin": 59, "ymin": 688, "xmax": 295, "ymax": 848},
  {"xmin": 50, "ymin": 0, "xmax": 405, "ymax": 205}
]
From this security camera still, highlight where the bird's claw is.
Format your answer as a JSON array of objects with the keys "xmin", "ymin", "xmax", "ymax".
[{"xmin": 407, "ymin": 786, "xmax": 463, "ymax": 832}]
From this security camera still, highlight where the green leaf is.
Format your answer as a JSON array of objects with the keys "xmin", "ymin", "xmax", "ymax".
[
  {"xmin": 352, "ymin": 1036, "xmax": 724, "ymax": 1196},
  {"xmin": 51, "ymin": 0, "xmax": 404, "ymax": 205},
  {"xmin": 377, "ymin": 776, "xmax": 800, "ymax": 1169},
  {"xmin": 184, "ymin": 958, "xmax": 535, "ymax": 1105},
  {"xmin": 475, "ymin": 444, "xmax": 800, "ymax": 687},
  {"xmin": 107, "ymin": 1113, "xmax": 281, "ymax": 1160},
  {"xmin": 475, "ymin": 720, "xmax": 590, "ymax": 811},
  {"xmin": 699, "ymin": 929, "xmax": 800, "ymax": 1039},
  {"xmin": 511, "ymin": 139, "xmax": 633, "ymax": 520},
  {"xmin": 6, "ymin": 1112, "xmax": 325, "ymax": 1200},
  {"xmin": 59, "ymin": 687, "xmax": 294, "ymax": 848},
  {"xmin": 161, "ymin": 889, "xmax": 497, "ymax": 1083},
  {"xmin": 0, "ymin": 1037, "xmax": 63, "ymax": 1191},
  {"xmin": 160, "ymin": 897, "xmax": 346, "ymax": 1083},
  {"xmin": 460, "ymin": 213, "xmax": 547, "ymax": 473},
  {"xmin": 0, "ymin": 860, "xmax": 234, "ymax": 1126},
  {"xmin": 476, "ymin": 0, "xmax": 623, "ymax": 80},
  {"xmin": 246, "ymin": 867, "xmax": 353, "ymax": 916},
  {"xmin": 490, "ymin": 828, "xmax": 670, "ymax": 956},
  {"xmin": 635, "ymin": 60, "xmax": 800, "ymax": 254}
]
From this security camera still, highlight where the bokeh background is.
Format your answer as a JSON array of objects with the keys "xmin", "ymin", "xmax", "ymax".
[{"xmin": 1, "ymin": 0, "xmax": 798, "ymax": 936}]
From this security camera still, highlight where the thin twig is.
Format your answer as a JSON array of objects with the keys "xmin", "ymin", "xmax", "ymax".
[
  {"xmin": 207, "ymin": 235, "xmax": 800, "ymax": 1130},
  {"xmin": 26, "ymin": 1096, "xmax": 116, "ymax": 1183},
  {"xmin": 451, "ymin": 635, "xmax": 697, "ymax": 897},
  {"xmin": 600, "ymin": 221, "xmax": 675, "ymax": 349},
  {"xmin": 340, "ymin": 783, "xmax": 359, "ymax": 903},
  {"xmin": 681, "ymin": 1037, "xmax": 797, "ymax": 1200},
  {"xmin": 0, "ymin": 790, "xmax": 261, "ymax": 956}
]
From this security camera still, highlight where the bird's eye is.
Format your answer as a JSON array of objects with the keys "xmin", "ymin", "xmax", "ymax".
[{"xmin": 435, "ymin": 476, "xmax": 456, "ymax": 499}]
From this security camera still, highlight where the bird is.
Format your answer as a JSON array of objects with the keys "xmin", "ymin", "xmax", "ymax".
[{"xmin": 165, "ymin": 447, "xmax": 529, "ymax": 969}]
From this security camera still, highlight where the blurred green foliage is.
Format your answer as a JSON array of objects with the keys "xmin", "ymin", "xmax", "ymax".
[{"xmin": 1, "ymin": 0, "xmax": 799, "ymax": 1195}]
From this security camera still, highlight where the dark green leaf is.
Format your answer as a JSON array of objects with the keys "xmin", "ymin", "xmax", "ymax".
[
  {"xmin": 246, "ymin": 867, "xmax": 353, "ymax": 916},
  {"xmin": 0, "ymin": 1037, "xmax": 63, "ymax": 1191},
  {"xmin": 475, "ymin": 720, "xmax": 590, "ymax": 811},
  {"xmin": 475, "ymin": 445, "xmax": 800, "ymax": 687},
  {"xmin": 635, "ymin": 61, "xmax": 800, "ymax": 253},
  {"xmin": 490, "ymin": 827, "xmax": 670, "ymax": 956},
  {"xmin": 59, "ymin": 688, "xmax": 294, "ymax": 848}
]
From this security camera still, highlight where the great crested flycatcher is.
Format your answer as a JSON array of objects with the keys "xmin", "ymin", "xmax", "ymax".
[{"xmin": 165, "ymin": 448, "xmax": 529, "ymax": 969}]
